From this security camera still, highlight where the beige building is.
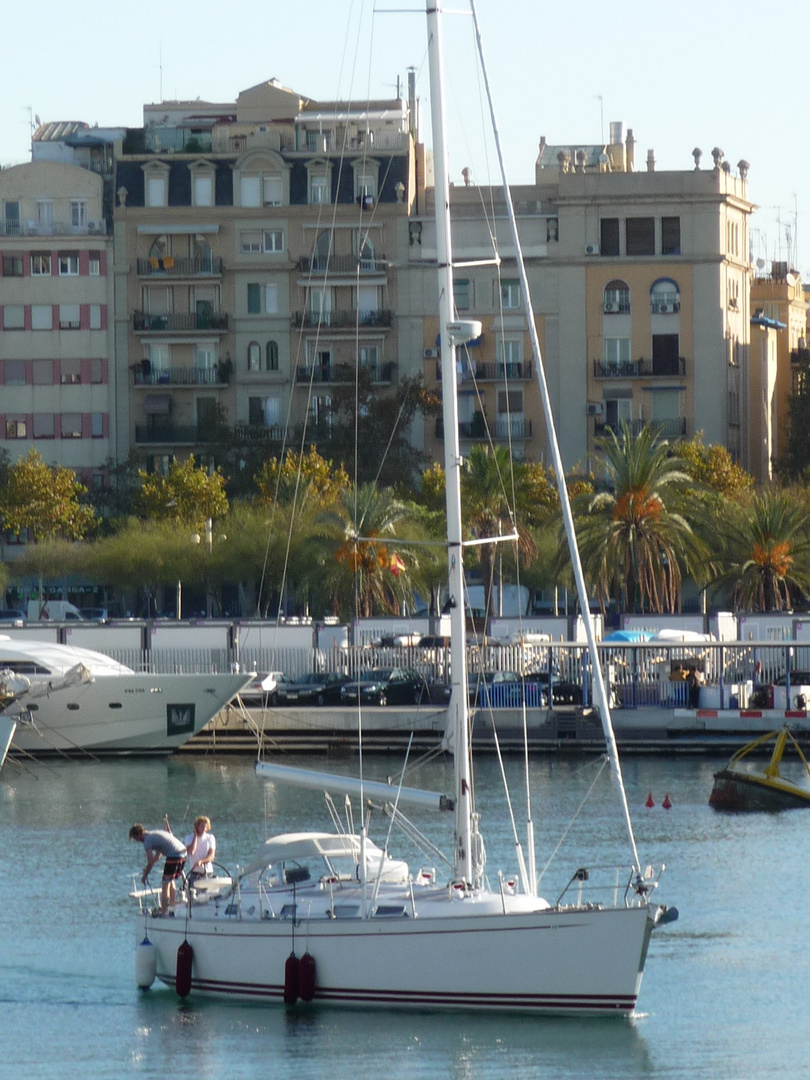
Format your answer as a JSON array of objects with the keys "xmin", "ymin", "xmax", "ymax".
[
  {"xmin": 0, "ymin": 161, "xmax": 115, "ymax": 480},
  {"xmin": 113, "ymin": 79, "xmax": 415, "ymax": 474}
]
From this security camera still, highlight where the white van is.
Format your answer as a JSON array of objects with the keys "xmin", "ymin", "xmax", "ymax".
[{"xmin": 27, "ymin": 600, "xmax": 85, "ymax": 622}]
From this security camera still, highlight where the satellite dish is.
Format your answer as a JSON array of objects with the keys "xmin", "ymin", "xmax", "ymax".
[
  {"xmin": 756, "ymin": 258, "xmax": 765, "ymax": 269},
  {"xmin": 787, "ymin": 272, "xmax": 797, "ymax": 286}
]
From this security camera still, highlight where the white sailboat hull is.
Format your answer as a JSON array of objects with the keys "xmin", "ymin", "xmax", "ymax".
[
  {"xmin": 140, "ymin": 899, "xmax": 655, "ymax": 1014},
  {"xmin": 10, "ymin": 671, "xmax": 250, "ymax": 753}
]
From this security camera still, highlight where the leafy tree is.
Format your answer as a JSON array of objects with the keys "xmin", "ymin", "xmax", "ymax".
[
  {"xmin": 571, "ymin": 422, "xmax": 699, "ymax": 613},
  {"xmin": 674, "ymin": 433, "xmax": 754, "ymax": 498},
  {"xmin": 135, "ymin": 455, "xmax": 229, "ymax": 531},
  {"xmin": 710, "ymin": 490, "xmax": 810, "ymax": 611},
  {"xmin": 255, "ymin": 447, "xmax": 349, "ymax": 510},
  {"xmin": 0, "ymin": 449, "xmax": 95, "ymax": 541}
]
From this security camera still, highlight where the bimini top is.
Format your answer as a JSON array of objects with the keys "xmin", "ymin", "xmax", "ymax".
[{"xmin": 243, "ymin": 832, "xmax": 368, "ymax": 875}]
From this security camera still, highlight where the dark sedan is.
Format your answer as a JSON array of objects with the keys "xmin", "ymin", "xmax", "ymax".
[
  {"xmin": 277, "ymin": 671, "xmax": 350, "ymax": 706},
  {"xmin": 340, "ymin": 667, "xmax": 430, "ymax": 706}
]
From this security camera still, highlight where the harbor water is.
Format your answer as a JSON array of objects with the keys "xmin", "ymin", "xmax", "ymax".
[{"xmin": 1, "ymin": 748, "xmax": 808, "ymax": 1080}]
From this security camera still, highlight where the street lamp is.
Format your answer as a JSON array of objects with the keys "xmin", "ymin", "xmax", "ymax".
[{"xmin": 191, "ymin": 518, "xmax": 225, "ymax": 617}]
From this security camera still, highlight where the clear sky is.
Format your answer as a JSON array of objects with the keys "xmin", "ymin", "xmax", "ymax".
[{"xmin": 0, "ymin": 0, "xmax": 803, "ymax": 275}]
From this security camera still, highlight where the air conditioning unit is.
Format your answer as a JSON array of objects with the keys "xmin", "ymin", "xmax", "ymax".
[
  {"xmin": 657, "ymin": 302, "xmax": 673, "ymax": 313},
  {"xmin": 423, "ymin": 347, "xmax": 439, "ymax": 359},
  {"xmin": 585, "ymin": 243, "xmax": 600, "ymax": 256},
  {"xmin": 604, "ymin": 302, "xmax": 619, "ymax": 313},
  {"xmin": 87, "ymin": 221, "xmax": 104, "ymax": 234},
  {"xmin": 587, "ymin": 402, "xmax": 604, "ymax": 416}
]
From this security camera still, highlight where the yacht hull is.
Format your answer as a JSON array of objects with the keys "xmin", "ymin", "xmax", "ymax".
[
  {"xmin": 139, "ymin": 902, "xmax": 655, "ymax": 1014},
  {"xmin": 10, "ymin": 672, "xmax": 250, "ymax": 754}
]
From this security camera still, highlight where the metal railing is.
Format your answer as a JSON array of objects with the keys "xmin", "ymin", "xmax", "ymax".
[
  {"xmin": 133, "ymin": 365, "xmax": 231, "ymax": 386},
  {"xmin": 136, "ymin": 257, "xmax": 224, "ymax": 277},
  {"xmin": 593, "ymin": 357, "xmax": 686, "ymax": 378},
  {"xmin": 133, "ymin": 311, "xmax": 229, "ymax": 332},
  {"xmin": 295, "ymin": 362, "xmax": 395, "ymax": 384},
  {"xmin": 291, "ymin": 309, "xmax": 393, "ymax": 330},
  {"xmin": 297, "ymin": 254, "xmax": 387, "ymax": 275}
]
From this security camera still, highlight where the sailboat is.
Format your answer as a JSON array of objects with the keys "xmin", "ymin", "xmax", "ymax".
[{"xmin": 132, "ymin": 0, "xmax": 676, "ymax": 1014}]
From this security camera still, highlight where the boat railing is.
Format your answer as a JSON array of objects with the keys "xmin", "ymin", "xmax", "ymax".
[{"xmin": 554, "ymin": 863, "xmax": 660, "ymax": 909}]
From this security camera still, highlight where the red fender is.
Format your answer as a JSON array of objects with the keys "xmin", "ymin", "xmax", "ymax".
[
  {"xmin": 284, "ymin": 952, "xmax": 300, "ymax": 1005},
  {"xmin": 175, "ymin": 940, "xmax": 194, "ymax": 998},
  {"xmin": 299, "ymin": 952, "xmax": 316, "ymax": 1002}
]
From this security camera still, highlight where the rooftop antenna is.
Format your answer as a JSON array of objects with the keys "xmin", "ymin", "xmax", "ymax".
[{"xmin": 594, "ymin": 94, "xmax": 604, "ymax": 144}]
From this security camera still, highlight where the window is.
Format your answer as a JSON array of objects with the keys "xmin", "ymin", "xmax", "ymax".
[
  {"xmin": 59, "ymin": 304, "xmax": 81, "ymax": 329},
  {"xmin": 247, "ymin": 283, "xmax": 261, "ymax": 314},
  {"xmin": 309, "ymin": 394, "xmax": 331, "ymax": 427},
  {"xmin": 309, "ymin": 286, "xmax": 331, "ymax": 323},
  {"xmin": 61, "ymin": 413, "xmax": 82, "ymax": 438},
  {"xmin": 600, "ymin": 218, "xmax": 620, "ymax": 257},
  {"xmin": 91, "ymin": 413, "xmax": 104, "ymax": 438},
  {"xmin": 263, "ymin": 175, "xmax": 282, "ymax": 206},
  {"xmin": 61, "ymin": 358, "xmax": 81, "ymax": 384},
  {"xmin": 265, "ymin": 284, "xmax": 278, "ymax": 314},
  {"xmin": 70, "ymin": 200, "xmax": 87, "ymax": 228},
  {"xmin": 89, "ymin": 304, "xmax": 102, "ymax": 329},
  {"xmin": 661, "ymin": 217, "xmax": 681, "ymax": 256},
  {"xmin": 625, "ymin": 217, "xmax": 655, "ymax": 256},
  {"xmin": 355, "ymin": 168, "xmax": 377, "ymax": 205},
  {"xmin": 5, "ymin": 360, "xmax": 26, "ymax": 384},
  {"xmin": 500, "ymin": 279, "xmax": 520, "ymax": 309},
  {"xmin": 247, "ymin": 341, "xmax": 261, "ymax": 371},
  {"xmin": 240, "ymin": 231, "xmax": 262, "ymax": 253},
  {"xmin": 193, "ymin": 175, "xmax": 213, "ymax": 207},
  {"xmin": 89, "ymin": 358, "xmax": 103, "ymax": 383},
  {"xmin": 604, "ymin": 338, "xmax": 631, "ymax": 368},
  {"xmin": 31, "ymin": 253, "xmax": 51, "ymax": 276},
  {"xmin": 88, "ymin": 251, "xmax": 100, "ymax": 276},
  {"xmin": 5, "ymin": 416, "xmax": 27, "ymax": 438},
  {"xmin": 3, "ymin": 255, "xmax": 23, "ymax": 276},
  {"xmin": 651, "ymin": 334, "xmax": 681, "ymax": 376},
  {"xmin": 359, "ymin": 344, "xmax": 379, "ymax": 376},
  {"xmin": 497, "ymin": 337, "xmax": 523, "ymax": 371},
  {"xmin": 240, "ymin": 176, "xmax": 261, "ymax": 207},
  {"xmin": 310, "ymin": 174, "xmax": 329, "ymax": 205},
  {"xmin": 455, "ymin": 279, "xmax": 471, "ymax": 311},
  {"xmin": 146, "ymin": 176, "xmax": 166, "ymax": 208},
  {"xmin": 33, "ymin": 360, "xmax": 54, "ymax": 385},
  {"xmin": 4, "ymin": 305, "xmax": 25, "ymax": 329},
  {"xmin": 3, "ymin": 201, "xmax": 20, "ymax": 233},
  {"xmin": 36, "ymin": 201, "xmax": 54, "ymax": 230},
  {"xmin": 266, "ymin": 340, "xmax": 279, "ymax": 371},
  {"xmin": 604, "ymin": 281, "xmax": 630, "ymax": 313},
  {"xmin": 59, "ymin": 253, "xmax": 79, "ymax": 276},
  {"xmin": 604, "ymin": 395, "xmax": 633, "ymax": 430},
  {"xmin": 33, "ymin": 414, "xmax": 55, "ymax": 438},
  {"xmin": 31, "ymin": 305, "xmax": 52, "ymax": 330},
  {"xmin": 249, "ymin": 396, "xmax": 280, "ymax": 427},
  {"xmin": 263, "ymin": 230, "xmax": 283, "ymax": 253}
]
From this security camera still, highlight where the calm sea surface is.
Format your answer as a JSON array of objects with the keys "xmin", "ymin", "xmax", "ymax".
[{"xmin": 1, "ymin": 746, "xmax": 807, "ymax": 1080}]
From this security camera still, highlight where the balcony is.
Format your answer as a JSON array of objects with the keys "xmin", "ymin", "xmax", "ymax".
[
  {"xmin": 291, "ymin": 309, "xmax": 393, "ymax": 330},
  {"xmin": 136, "ymin": 256, "xmax": 224, "ymax": 277},
  {"xmin": 295, "ymin": 361, "xmax": 395, "ymax": 385},
  {"xmin": 132, "ymin": 364, "xmax": 231, "ymax": 387},
  {"xmin": 0, "ymin": 219, "xmax": 107, "ymax": 237},
  {"xmin": 790, "ymin": 348, "xmax": 810, "ymax": 366},
  {"xmin": 297, "ymin": 254, "xmax": 387, "ymax": 276},
  {"xmin": 435, "ymin": 417, "xmax": 533, "ymax": 441},
  {"xmin": 437, "ymin": 360, "xmax": 533, "ymax": 382},
  {"xmin": 594, "ymin": 418, "xmax": 687, "ymax": 439},
  {"xmin": 133, "ymin": 311, "xmax": 229, "ymax": 333},
  {"xmin": 593, "ymin": 357, "xmax": 686, "ymax": 378},
  {"xmin": 135, "ymin": 424, "xmax": 208, "ymax": 445}
]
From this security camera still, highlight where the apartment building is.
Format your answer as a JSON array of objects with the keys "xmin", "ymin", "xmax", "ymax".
[
  {"xmin": 113, "ymin": 79, "xmax": 414, "ymax": 474},
  {"xmin": 0, "ymin": 160, "xmax": 115, "ymax": 482},
  {"xmin": 406, "ymin": 126, "xmax": 755, "ymax": 472}
]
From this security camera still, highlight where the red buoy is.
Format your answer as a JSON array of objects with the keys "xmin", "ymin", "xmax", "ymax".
[
  {"xmin": 662, "ymin": 794, "xmax": 672, "ymax": 809},
  {"xmin": 175, "ymin": 940, "xmax": 193, "ymax": 998},
  {"xmin": 299, "ymin": 952, "xmax": 316, "ymax": 1002},
  {"xmin": 645, "ymin": 793, "xmax": 655, "ymax": 808},
  {"xmin": 284, "ymin": 952, "xmax": 300, "ymax": 1005}
]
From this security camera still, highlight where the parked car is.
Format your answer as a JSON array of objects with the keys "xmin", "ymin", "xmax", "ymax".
[
  {"xmin": 240, "ymin": 671, "xmax": 290, "ymax": 705},
  {"xmin": 470, "ymin": 671, "xmax": 551, "ymax": 708},
  {"xmin": 0, "ymin": 608, "xmax": 26, "ymax": 626},
  {"xmin": 79, "ymin": 607, "xmax": 109, "ymax": 622},
  {"xmin": 524, "ymin": 670, "xmax": 583, "ymax": 706},
  {"xmin": 340, "ymin": 667, "xmax": 431, "ymax": 706},
  {"xmin": 276, "ymin": 671, "xmax": 350, "ymax": 706}
]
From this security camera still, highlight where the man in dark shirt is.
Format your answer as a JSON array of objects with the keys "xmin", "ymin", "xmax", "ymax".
[{"xmin": 129, "ymin": 823, "xmax": 187, "ymax": 914}]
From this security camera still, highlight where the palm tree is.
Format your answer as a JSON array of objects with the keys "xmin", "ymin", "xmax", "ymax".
[
  {"xmin": 710, "ymin": 490, "xmax": 810, "ymax": 611},
  {"xmin": 570, "ymin": 422, "xmax": 699, "ymax": 613},
  {"xmin": 461, "ymin": 445, "xmax": 539, "ymax": 618}
]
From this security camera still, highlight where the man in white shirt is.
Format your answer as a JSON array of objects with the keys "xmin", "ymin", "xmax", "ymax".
[{"xmin": 184, "ymin": 815, "xmax": 216, "ymax": 880}]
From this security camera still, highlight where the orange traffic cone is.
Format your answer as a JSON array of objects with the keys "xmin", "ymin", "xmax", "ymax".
[
  {"xmin": 645, "ymin": 793, "xmax": 655, "ymax": 808},
  {"xmin": 662, "ymin": 794, "xmax": 672, "ymax": 809}
]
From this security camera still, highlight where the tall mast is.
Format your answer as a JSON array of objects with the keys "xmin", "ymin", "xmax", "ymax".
[{"xmin": 426, "ymin": 0, "xmax": 476, "ymax": 886}]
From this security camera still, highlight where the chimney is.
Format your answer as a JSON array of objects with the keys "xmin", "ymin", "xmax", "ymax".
[
  {"xmin": 625, "ymin": 129, "xmax": 635, "ymax": 172},
  {"xmin": 646, "ymin": 149, "xmax": 656, "ymax": 172},
  {"xmin": 609, "ymin": 121, "xmax": 623, "ymax": 146}
]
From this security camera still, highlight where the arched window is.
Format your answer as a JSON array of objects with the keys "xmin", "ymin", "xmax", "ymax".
[
  {"xmin": 247, "ymin": 341, "xmax": 261, "ymax": 372},
  {"xmin": 266, "ymin": 341, "xmax": 279, "ymax": 371},
  {"xmin": 650, "ymin": 278, "xmax": 680, "ymax": 314},
  {"xmin": 604, "ymin": 280, "xmax": 630, "ymax": 314}
]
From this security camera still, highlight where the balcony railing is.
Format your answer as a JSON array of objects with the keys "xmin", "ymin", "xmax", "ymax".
[
  {"xmin": 133, "ymin": 311, "xmax": 229, "ymax": 333},
  {"xmin": 791, "ymin": 348, "xmax": 810, "ymax": 365},
  {"xmin": 292, "ymin": 309, "xmax": 393, "ymax": 330},
  {"xmin": 0, "ymin": 219, "xmax": 107, "ymax": 237},
  {"xmin": 436, "ymin": 417, "xmax": 533, "ymax": 441},
  {"xmin": 295, "ymin": 361, "xmax": 395, "ymax": 384},
  {"xmin": 132, "ymin": 365, "xmax": 231, "ymax": 387},
  {"xmin": 437, "ymin": 360, "xmax": 533, "ymax": 382},
  {"xmin": 297, "ymin": 254, "xmax": 387, "ymax": 275},
  {"xmin": 135, "ymin": 424, "xmax": 208, "ymax": 445},
  {"xmin": 650, "ymin": 293, "xmax": 680, "ymax": 314},
  {"xmin": 136, "ymin": 257, "xmax": 224, "ymax": 277},
  {"xmin": 594, "ymin": 418, "xmax": 688, "ymax": 439},
  {"xmin": 593, "ymin": 357, "xmax": 686, "ymax": 378}
]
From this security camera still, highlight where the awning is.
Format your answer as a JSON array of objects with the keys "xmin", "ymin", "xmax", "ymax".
[{"xmin": 143, "ymin": 394, "xmax": 171, "ymax": 414}]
